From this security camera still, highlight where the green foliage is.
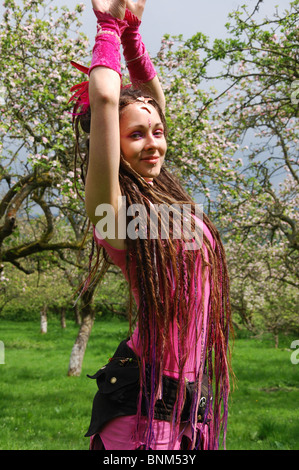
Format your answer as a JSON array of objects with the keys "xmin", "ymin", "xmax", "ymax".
[
  {"xmin": 94, "ymin": 270, "xmax": 132, "ymax": 319},
  {"xmin": 0, "ymin": 262, "xmax": 73, "ymax": 320},
  {"xmin": 0, "ymin": 259, "xmax": 129, "ymax": 322}
]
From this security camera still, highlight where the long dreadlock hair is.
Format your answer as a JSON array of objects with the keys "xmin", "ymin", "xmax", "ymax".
[{"xmin": 73, "ymin": 86, "xmax": 233, "ymax": 450}]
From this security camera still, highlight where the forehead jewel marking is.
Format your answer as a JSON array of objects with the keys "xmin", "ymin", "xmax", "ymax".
[
  {"xmin": 136, "ymin": 97, "xmax": 153, "ymax": 114},
  {"xmin": 137, "ymin": 96, "xmax": 153, "ymax": 105}
]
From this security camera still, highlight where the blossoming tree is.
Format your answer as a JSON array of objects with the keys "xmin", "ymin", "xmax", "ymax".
[
  {"xmin": 154, "ymin": 1, "xmax": 298, "ymax": 342},
  {"xmin": 0, "ymin": 0, "xmax": 89, "ymax": 269},
  {"xmin": 1, "ymin": 0, "xmax": 297, "ymax": 377},
  {"xmin": 0, "ymin": 0, "xmax": 103, "ymax": 374}
]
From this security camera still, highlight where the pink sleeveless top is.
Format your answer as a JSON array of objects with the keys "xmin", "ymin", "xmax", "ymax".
[
  {"xmin": 93, "ymin": 217, "xmax": 215, "ymax": 382},
  {"xmin": 92, "ymin": 218, "xmax": 215, "ymax": 450}
]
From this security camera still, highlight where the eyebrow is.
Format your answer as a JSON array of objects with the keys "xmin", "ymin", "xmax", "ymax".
[{"xmin": 125, "ymin": 122, "xmax": 164, "ymax": 131}]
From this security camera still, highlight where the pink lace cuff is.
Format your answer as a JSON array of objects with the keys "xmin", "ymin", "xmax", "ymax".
[
  {"xmin": 120, "ymin": 9, "xmax": 157, "ymax": 84},
  {"xmin": 89, "ymin": 10, "xmax": 122, "ymax": 78}
]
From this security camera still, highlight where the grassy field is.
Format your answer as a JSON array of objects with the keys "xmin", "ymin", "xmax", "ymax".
[{"xmin": 0, "ymin": 318, "xmax": 298, "ymax": 450}]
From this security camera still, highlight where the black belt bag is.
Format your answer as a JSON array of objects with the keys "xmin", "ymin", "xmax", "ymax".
[{"xmin": 85, "ymin": 340, "xmax": 210, "ymax": 437}]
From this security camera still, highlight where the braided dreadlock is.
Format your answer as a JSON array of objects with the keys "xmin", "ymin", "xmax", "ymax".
[{"xmin": 73, "ymin": 86, "xmax": 233, "ymax": 449}]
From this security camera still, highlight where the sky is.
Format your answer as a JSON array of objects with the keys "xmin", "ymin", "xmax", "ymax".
[
  {"xmin": 61, "ymin": 0, "xmax": 291, "ymax": 55},
  {"xmin": 0, "ymin": 0, "xmax": 291, "ymax": 55}
]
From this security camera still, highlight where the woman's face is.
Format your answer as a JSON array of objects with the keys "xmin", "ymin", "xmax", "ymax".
[{"xmin": 119, "ymin": 101, "xmax": 167, "ymax": 182}]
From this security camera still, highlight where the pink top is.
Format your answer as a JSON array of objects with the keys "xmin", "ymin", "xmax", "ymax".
[
  {"xmin": 92, "ymin": 218, "xmax": 215, "ymax": 450},
  {"xmin": 93, "ymin": 217, "xmax": 215, "ymax": 382}
]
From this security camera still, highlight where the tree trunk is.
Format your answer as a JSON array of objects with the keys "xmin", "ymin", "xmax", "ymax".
[
  {"xmin": 67, "ymin": 287, "xmax": 96, "ymax": 377},
  {"xmin": 40, "ymin": 305, "xmax": 47, "ymax": 334},
  {"xmin": 60, "ymin": 307, "xmax": 66, "ymax": 329},
  {"xmin": 74, "ymin": 303, "xmax": 81, "ymax": 325}
]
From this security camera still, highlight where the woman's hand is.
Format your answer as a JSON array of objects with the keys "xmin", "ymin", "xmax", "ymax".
[
  {"xmin": 126, "ymin": 0, "xmax": 147, "ymax": 20},
  {"xmin": 91, "ymin": 0, "xmax": 127, "ymax": 19}
]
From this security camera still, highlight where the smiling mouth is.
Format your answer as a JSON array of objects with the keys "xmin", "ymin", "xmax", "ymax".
[{"xmin": 141, "ymin": 157, "xmax": 160, "ymax": 164}]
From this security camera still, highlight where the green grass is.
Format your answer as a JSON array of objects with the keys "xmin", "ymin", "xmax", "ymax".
[
  {"xmin": 0, "ymin": 319, "xmax": 298, "ymax": 450},
  {"xmin": 0, "ymin": 318, "xmax": 129, "ymax": 450},
  {"xmin": 226, "ymin": 334, "xmax": 299, "ymax": 450}
]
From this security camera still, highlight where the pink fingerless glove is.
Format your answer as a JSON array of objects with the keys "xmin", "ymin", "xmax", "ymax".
[
  {"xmin": 120, "ymin": 9, "xmax": 157, "ymax": 84},
  {"xmin": 89, "ymin": 10, "xmax": 124, "ymax": 78}
]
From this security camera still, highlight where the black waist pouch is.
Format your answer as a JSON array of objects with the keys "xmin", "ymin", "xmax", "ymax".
[{"xmin": 85, "ymin": 340, "xmax": 210, "ymax": 437}]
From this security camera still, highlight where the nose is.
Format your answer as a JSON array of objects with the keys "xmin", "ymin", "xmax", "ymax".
[{"xmin": 144, "ymin": 132, "xmax": 157, "ymax": 150}]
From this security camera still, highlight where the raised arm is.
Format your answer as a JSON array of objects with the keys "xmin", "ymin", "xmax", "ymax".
[
  {"xmin": 122, "ymin": 0, "xmax": 165, "ymax": 112},
  {"xmin": 84, "ymin": 0, "xmax": 165, "ymax": 247},
  {"xmin": 85, "ymin": 1, "xmax": 126, "ymax": 228}
]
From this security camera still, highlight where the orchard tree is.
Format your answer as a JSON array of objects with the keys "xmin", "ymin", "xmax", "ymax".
[
  {"xmin": 0, "ymin": 258, "xmax": 74, "ymax": 327},
  {"xmin": 154, "ymin": 36, "xmax": 241, "ymax": 201},
  {"xmin": 0, "ymin": 0, "xmax": 90, "ymax": 269},
  {"xmin": 226, "ymin": 221, "xmax": 299, "ymax": 345},
  {"xmin": 0, "ymin": 0, "xmax": 109, "ymax": 375},
  {"xmin": 206, "ymin": 1, "xmax": 299, "ymax": 332},
  {"xmin": 154, "ymin": 1, "xmax": 298, "ymax": 333}
]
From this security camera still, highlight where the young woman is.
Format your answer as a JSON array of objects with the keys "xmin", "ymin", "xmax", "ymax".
[{"xmin": 70, "ymin": 0, "xmax": 232, "ymax": 451}]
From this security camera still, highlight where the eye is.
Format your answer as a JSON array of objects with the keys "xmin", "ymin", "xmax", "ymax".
[
  {"xmin": 130, "ymin": 131, "xmax": 143, "ymax": 139},
  {"xmin": 154, "ymin": 129, "xmax": 164, "ymax": 137}
]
